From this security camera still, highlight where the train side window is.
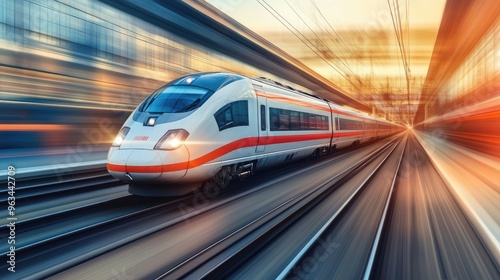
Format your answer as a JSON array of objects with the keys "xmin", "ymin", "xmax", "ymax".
[
  {"xmin": 279, "ymin": 109, "xmax": 291, "ymax": 130},
  {"xmin": 321, "ymin": 116, "xmax": 329, "ymax": 130},
  {"xmin": 260, "ymin": 105, "xmax": 266, "ymax": 131},
  {"xmin": 308, "ymin": 115, "xmax": 316, "ymax": 129},
  {"xmin": 270, "ymin": 108, "xmax": 279, "ymax": 130},
  {"xmin": 270, "ymin": 107, "xmax": 328, "ymax": 131},
  {"xmin": 339, "ymin": 118, "xmax": 346, "ymax": 130},
  {"xmin": 338, "ymin": 118, "xmax": 363, "ymax": 130},
  {"xmin": 224, "ymin": 108, "xmax": 233, "ymax": 123},
  {"xmin": 290, "ymin": 111, "xmax": 300, "ymax": 130},
  {"xmin": 214, "ymin": 100, "xmax": 249, "ymax": 131},
  {"xmin": 300, "ymin": 112, "xmax": 309, "ymax": 130}
]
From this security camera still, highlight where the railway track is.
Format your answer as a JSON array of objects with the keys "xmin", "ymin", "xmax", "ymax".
[
  {"xmin": 5, "ymin": 132, "xmax": 495, "ymax": 280},
  {"xmin": 0, "ymin": 168, "xmax": 121, "ymax": 203},
  {"xmin": 159, "ymin": 137, "xmax": 402, "ymax": 278},
  {"xmin": 274, "ymin": 132, "xmax": 406, "ymax": 279},
  {"xmin": 371, "ymin": 133, "xmax": 500, "ymax": 279},
  {"xmin": 166, "ymin": 132, "xmax": 406, "ymax": 279},
  {"xmin": 1, "ymin": 138, "xmax": 397, "ymax": 279}
]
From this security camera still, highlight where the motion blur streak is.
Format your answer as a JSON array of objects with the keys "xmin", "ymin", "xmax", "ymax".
[
  {"xmin": 0, "ymin": 0, "xmax": 288, "ymax": 150},
  {"xmin": 413, "ymin": 0, "xmax": 499, "ymax": 140},
  {"xmin": 0, "ymin": 0, "xmax": 498, "ymax": 278},
  {"xmin": 415, "ymin": 131, "xmax": 500, "ymax": 266},
  {"xmin": 418, "ymin": 96, "xmax": 500, "ymax": 157},
  {"xmin": 0, "ymin": 124, "xmax": 69, "ymax": 131}
]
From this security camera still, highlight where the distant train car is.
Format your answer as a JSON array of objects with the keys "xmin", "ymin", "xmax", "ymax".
[{"xmin": 107, "ymin": 73, "xmax": 401, "ymax": 196}]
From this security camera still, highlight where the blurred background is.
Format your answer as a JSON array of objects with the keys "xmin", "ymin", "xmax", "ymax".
[
  {"xmin": 0, "ymin": 0, "xmax": 277, "ymax": 151},
  {"xmin": 0, "ymin": 1, "xmax": 499, "ymax": 278},
  {"xmin": 0, "ymin": 0, "xmax": 498, "ymax": 160}
]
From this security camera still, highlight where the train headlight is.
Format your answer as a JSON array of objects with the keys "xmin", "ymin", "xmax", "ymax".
[
  {"xmin": 112, "ymin": 127, "xmax": 130, "ymax": 147},
  {"xmin": 155, "ymin": 129, "xmax": 189, "ymax": 150},
  {"xmin": 146, "ymin": 117, "xmax": 157, "ymax": 126}
]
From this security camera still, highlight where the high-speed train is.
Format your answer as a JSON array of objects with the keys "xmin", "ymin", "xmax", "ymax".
[{"xmin": 107, "ymin": 72, "xmax": 400, "ymax": 196}]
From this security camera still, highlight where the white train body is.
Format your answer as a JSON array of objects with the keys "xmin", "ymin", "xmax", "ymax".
[{"xmin": 107, "ymin": 73, "xmax": 399, "ymax": 196}]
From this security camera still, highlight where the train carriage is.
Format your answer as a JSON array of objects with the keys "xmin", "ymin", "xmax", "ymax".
[
  {"xmin": 252, "ymin": 78, "xmax": 333, "ymax": 169},
  {"xmin": 107, "ymin": 72, "xmax": 401, "ymax": 196},
  {"xmin": 330, "ymin": 104, "xmax": 366, "ymax": 149}
]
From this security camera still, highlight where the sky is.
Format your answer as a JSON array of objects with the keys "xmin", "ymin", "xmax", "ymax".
[
  {"xmin": 204, "ymin": 0, "xmax": 447, "ymax": 122},
  {"xmin": 204, "ymin": 0, "xmax": 447, "ymax": 85},
  {"xmin": 206, "ymin": 0, "xmax": 446, "ymax": 32}
]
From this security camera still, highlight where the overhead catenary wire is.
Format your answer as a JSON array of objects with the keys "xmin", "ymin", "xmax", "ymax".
[
  {"xmin": 257, "ymin": 0, "xmax": 365, "ymax": 93},
  {"xmin": 283, "ymin": 0, "xmax": 363, "ymax": 84},
  {"xmin": 307, "ymin": 0, "xmax": 386, "ymax": 91},
  {"xmin": 387, "ymin": 0, "xmax": 411, "ymax": 125},
  {"xmin": 406, "ymin": 0, "xmax": 412, "ymax": 126},
  {"xmin": 310, "ymin": 0, "xmax": 360, "ymax": 64}
]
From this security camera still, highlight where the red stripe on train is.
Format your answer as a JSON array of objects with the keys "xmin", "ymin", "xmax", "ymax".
[{"xmin": 107, "ymin": 133, "xmax": 335, "ymax": 173}]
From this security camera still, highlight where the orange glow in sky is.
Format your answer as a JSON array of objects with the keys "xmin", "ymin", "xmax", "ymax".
[{"xmin": 206, "ymin": 0, "xmax": 447, "ymax": 124}]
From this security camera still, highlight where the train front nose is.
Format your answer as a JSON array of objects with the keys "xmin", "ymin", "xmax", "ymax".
[{"xmin": 107, "ymin": 146, "xmax": 189, "ymax": 183}]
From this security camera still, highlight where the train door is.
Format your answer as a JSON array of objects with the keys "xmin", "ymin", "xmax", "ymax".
[
  {"xmin": 255, "ymin": 89, "xmax": 268, "ymax": 153},
  {"xmin": 333, "ymin": 114, "xmax": 340, "ymax": 143},
  {"xmin": 326, "ymin": 102, "xmax": 335, "ymax": 150}
]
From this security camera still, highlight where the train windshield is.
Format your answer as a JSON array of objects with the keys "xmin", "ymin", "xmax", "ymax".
[{"xmin": 141, "ymin": 85, "xmax": 210, "ymax": 113}]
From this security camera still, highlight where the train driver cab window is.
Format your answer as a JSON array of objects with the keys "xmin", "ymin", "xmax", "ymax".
[
  {"xmin": 214, "ymin": 100, "xmax": 249, "ymax": 131},
  {"xmin": 140, "ymin": 85, "xmax": 210, "ymax": 113}
]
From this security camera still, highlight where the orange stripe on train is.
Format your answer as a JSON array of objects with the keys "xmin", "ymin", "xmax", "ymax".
[{"xmin": 107, "ymin": 133, "xmax": 335, "ymax": 173}]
